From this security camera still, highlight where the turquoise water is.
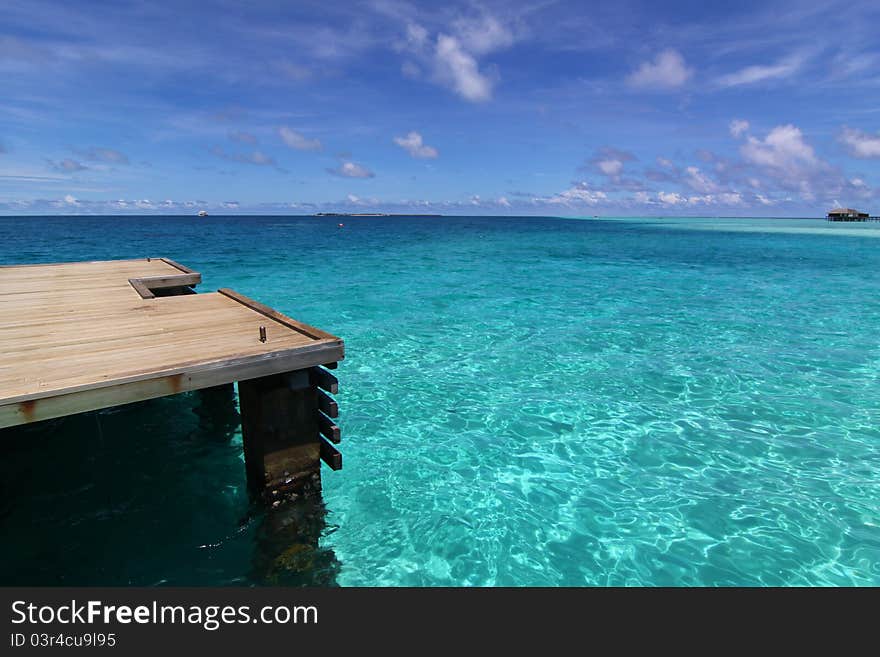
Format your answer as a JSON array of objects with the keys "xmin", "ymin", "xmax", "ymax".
[{"xmin": 0, "ymin": 215, "xmax": 878, "ymax": 586}]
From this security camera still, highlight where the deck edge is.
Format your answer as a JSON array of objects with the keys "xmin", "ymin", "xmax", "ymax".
[
  {"xmin": 217, "ymin": 288, "xmax": 341, "ymax": 342},
  {"xmin": 0, "ymin": 341, "xmax": 344, "ymax": 428}
]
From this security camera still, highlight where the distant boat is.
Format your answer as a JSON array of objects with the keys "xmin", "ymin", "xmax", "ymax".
[{"xmin": 198, "ymin": 210, "xmax": 208, "ymax": 217}]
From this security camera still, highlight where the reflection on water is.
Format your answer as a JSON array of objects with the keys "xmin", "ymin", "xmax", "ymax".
[{"xmin": 0, "ymin": 389, "xmax": 338, "ymax": 586}]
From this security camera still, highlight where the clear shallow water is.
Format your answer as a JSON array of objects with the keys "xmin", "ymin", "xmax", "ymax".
[{"xmin": 0, "ymin": 215, "xmax": 878, "ymax": 586}]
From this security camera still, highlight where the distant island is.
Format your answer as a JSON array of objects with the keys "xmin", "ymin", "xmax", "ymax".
[{"xmin": 313, "ymin": 212, "xmax": 443, "ymax": 217}]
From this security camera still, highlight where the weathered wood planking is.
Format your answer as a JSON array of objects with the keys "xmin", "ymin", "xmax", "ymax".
[{"xmin": 0, "ymin": 258, "xmax": 344, "ymax": 428}]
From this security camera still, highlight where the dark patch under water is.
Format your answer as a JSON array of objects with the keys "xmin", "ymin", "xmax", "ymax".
[{"xmin": 0, "ymin": 391, "xmax": 339, "ymax": 586}]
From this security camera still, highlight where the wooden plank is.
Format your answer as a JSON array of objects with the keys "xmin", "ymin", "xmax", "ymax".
[
  {"xmin": 160, "ymin": 257, "xmax": 197, "ymax": 274},
  {"xmin": 0, "ymin": 342, "xmax": 343, "ymax": 428},
  {"xmin": 129, "ymin": 278, "xmax": 155, "ymax": 299},
  {"xmin": 317, "ymin": 389, "xmax": 338, "ymax": 418},
  {"xmin": 319, "ymin": 437, "xmax": 343, "ymax": 470},
  {"xmin": 217, "ymin": 288, "xmax": 340, "ymax": 341},
  {"xmin": 309, "ymin": 366, "xmax": 338, "ymax": 394},
  {"xmin": 317, "ymin": 411, "xmax": 341, "ymax": 444},
  {"xmin": 133, "ymin": 273, "xmax": 201, "ymax": 289},
  {"xmin": 0, "ymin": 258, "xmax": 345, "ymax": 429},
  {"xmin": 0, "ymin": 339, "xmax": 343, "ymax": 407},
  {"xmin": 0, "ymin": 257, "xmax": 158, "ymax": 269}
]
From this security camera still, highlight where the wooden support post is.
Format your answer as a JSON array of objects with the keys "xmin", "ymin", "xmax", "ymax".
[{"xmin": 238, "ymin": 372, "xmax": 322, "ymax": 503}]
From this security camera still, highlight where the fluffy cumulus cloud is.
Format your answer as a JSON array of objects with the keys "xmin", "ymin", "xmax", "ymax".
[
  {"xmin": 398, "ymin": 13, "xmax": 515, "ymax": 103},
  {"xmin": 434, "ymin": 34, "xmax": 492, "ymax": 102},
  {"xmin": 278, "ymin": 126, "xmax": 322, "ymax": 151},
  {"xmin": 839, "ymin": 127, "xmax": 880, "ymax": 158},
  {"xmin": 328, "ymin": 161, "xmax": 374, "ymax": 178},
  {"xmin": 393, "ymin": 131, "xmax": 438, "ymax": 159},
  {"xmin": 740, "ymin": 124, "xmax": 818, "ymax": 172},
  {"xmin": 627, "ymin": 50, "xmax": 692, "ymax": 89},
  {"xmin": 657, "ymin": 191, "xmax": 684, "ymax": 205},
  {"xmin": 523, "ymin": 120, "xmax": 871, "ymax": 214},
  {"xmin": 544, "ymin": 182, "xmax": 608, "ymax": 206},
  {"xmin": 452, "ymin": 14, "xmax": 514, "ymax": 55},
  {"xmin": 590, "ymin": 147, "xmax": 636, "ymax": 178},
  {"xmin": 727, "ymin": 121, "xmax": 838, "ymax": 198}
]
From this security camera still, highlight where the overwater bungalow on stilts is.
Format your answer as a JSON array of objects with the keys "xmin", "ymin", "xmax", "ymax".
[{"xmin": 826, "ymin": 207, "xmax": 877, "ymax": 221}]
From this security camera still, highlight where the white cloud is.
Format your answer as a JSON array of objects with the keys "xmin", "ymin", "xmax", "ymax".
[
  {"xmin": 63, "ymin": 194, "xmax": 78, "ymax": 205},
  {"xmin": 729, "ymin": 119, "xmax": 750, "ymax": 138},
  {"xmin": 598, "ymin": 159, "xmax": 623, "ymax": 176},
  {"xmin": 718, "ymin": 192, "xmax": 744, "ymax": 205},
  {"xmin": 328, "ymin": 161, "xmax": 375, "ymax": 178},
  {"xmin": 435, "ymin": 34, "xmax": 493, "ymax": 102},
  {"xmin": 546, "ymin": 183, "xmax": 607, "ymax": 206},
  {"xmin": 497, "ymin": 196, "xmax": 511, "ymax": 207},
  {"xmin": 627, "ymin": 50, "xmax": 692, "ymax": 89},
  {"xmin": 716, "ymin": 56, "xmax": 803, "ymax": 88},
  {"xmin": 278, "ymin": 126, "xmax": 321, "ymax": 151},
  {"xmin": 683, "ymin": 166, "xmax": 719, "ymax": 193},
  {"xmin": 399, "ymin": 18, "xmax": 507, "ymax": 103},
  {"xmin": 453, "ymin": 15, "xmax": 514, "ymax": 55},
  {"xmin": 839, "ymin": 127, "xmax": 880, "ymax": 158},
  {"xmin": 738, "ymin": 124, "xmax": 833, "ymax": 199},
  {"xmin": 741, "ymin": 124, "xmax": 818, "ymax": 170},
  {"xmin": 405, "ymin": 23, "xmax": 429, "ymax": 49},
  {"xmin": 590, "ymin": 147, "xmax": 635, "ymax": 179},
  {"xmin": 393, "ymin": 131, "xmax": 438, "ymax": 159},
  {"xmin": 658, "ymin": 191, "xmax": 684, "ymax": 204}
]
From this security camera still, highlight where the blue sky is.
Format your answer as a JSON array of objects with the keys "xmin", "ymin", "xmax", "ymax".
[{"xmin": 1, "ymin": 0, "xmax": 879, "ymax": 216}]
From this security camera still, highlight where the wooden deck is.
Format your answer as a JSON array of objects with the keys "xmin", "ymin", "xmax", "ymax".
[{"xmin": 0, "ymin": 258, "xmax": 344, "ymax": 429}]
